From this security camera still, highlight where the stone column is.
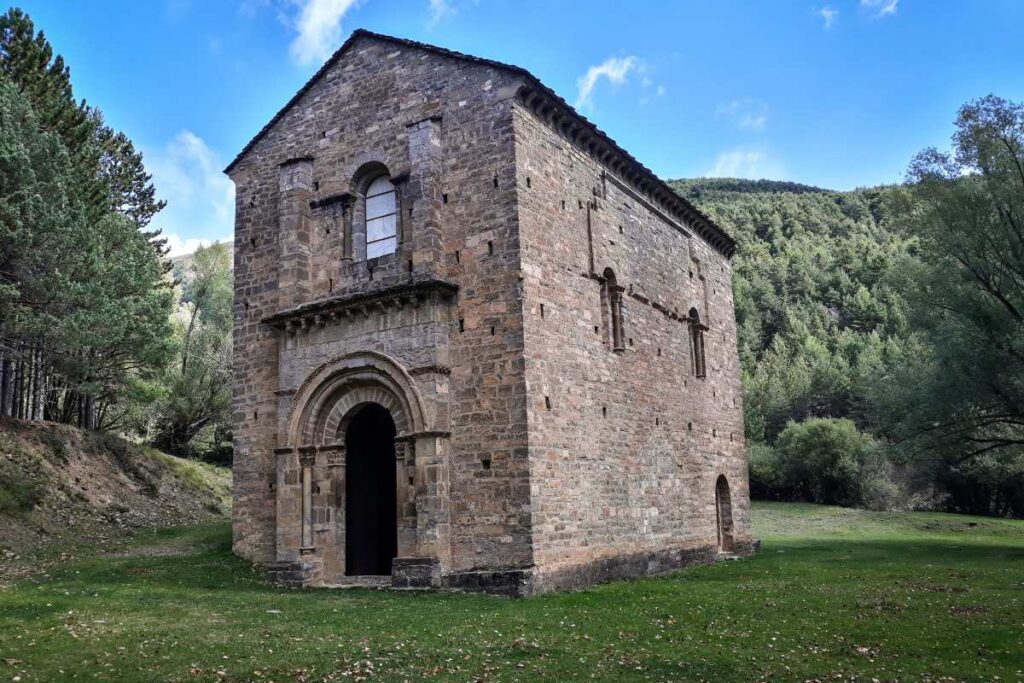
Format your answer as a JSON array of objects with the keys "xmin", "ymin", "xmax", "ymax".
[
  {"xmin": 299, "ymin": 447, "xmax": 316, "ymax": 553},
  {"xmin": 405, "ymin": 117, "xmax": 444, "ymax": 278},
  {"xmin": 323, "ymin": 444, "xmax": 346, "ymax": 581},
  {"xmin": 611, "ymin": 286, "xmax": 626, "ymax": 351},
  {"xmin": 341, "ymin": 196, "xmax": 355, "ymax": 261},
  {"xmin": 278, "ymin": 158, "xmax": 313, "ymax": 308}
]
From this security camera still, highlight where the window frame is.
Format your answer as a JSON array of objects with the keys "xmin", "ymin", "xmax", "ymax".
[
  {"xmin": 364, "ymin": 175, "xmax": 398, "ymax": 259},
  {"xmin": 689, "ymin": 308, "xmax": 707, "ymax": 379}
]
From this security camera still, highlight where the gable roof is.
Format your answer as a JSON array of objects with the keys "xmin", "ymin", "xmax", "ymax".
[{"xmin": 225, "ymin": 29, "xmax": 736, "ymax": 257}]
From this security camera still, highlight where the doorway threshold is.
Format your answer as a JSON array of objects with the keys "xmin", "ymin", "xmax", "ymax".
[{"xmin": 324, "ymin": 575, "xmax": 392, "ymax": 589}]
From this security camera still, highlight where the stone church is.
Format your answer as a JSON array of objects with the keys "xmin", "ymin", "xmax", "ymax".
[{"xmin": 227, "ymin": 30, "xmax": 755, "ymax": 596}]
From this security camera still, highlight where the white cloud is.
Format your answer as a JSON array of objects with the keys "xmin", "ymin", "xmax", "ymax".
[
  {"xmin": 717, "ymin": 98, "xmax": 768, "ymax": 132},
  {"xmin": 288, "ymin": 0, "xmax": 360, "ymax": 65},
  {"xmin": 861, "ymin": 0, "xmax": 897, "ymax": 17},
  {"xmin": 575, "ymin": 55, "xmax": 639, "ymax": 110},
  {"xmin": 706, "ymin": 149, "xmax": 786, "ymax": 180},
  {"xmin": 656, "ymin": 85, "xmax": 666, "ymax": 97},
  {"xmin": 428, "ymin": 0, "xmax": 452, "ymax": 27},
  {"xmin": 818, "ymin": 6, "xmax": 838, "ymax": 29},
  {"xmin": 146, "ymin": 131, "xmax": 235, "ymax": 256},
  {"xmin": 164, "ymin": 235, "xmax": 224, "ymax": 258}
]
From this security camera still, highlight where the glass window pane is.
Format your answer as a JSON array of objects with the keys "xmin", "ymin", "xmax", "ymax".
[
  {"xmin": 367, "ymin": 236, "xmax": 397, "ymax": 259},
  {"xmin": 366, "ymin": 191, "xmax": 395, "ymax": 220},
  {"xmin": 367, "ymin": 175, "xmax": 394, "ymax": 197},
  {"xmin": 367, "ymin": 214, "xmax": 396, "ymax": 242}
]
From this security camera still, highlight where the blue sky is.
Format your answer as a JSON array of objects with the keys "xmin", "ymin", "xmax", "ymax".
[{"xmin": 16, "ymin": 0, "xmax": 1024, "ymax": 254}]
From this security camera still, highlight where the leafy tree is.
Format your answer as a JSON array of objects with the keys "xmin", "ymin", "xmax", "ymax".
[
  {"xmin": 673, "ymin": 105, "xmax": 1024, "ymax": 516},
  {"xmin": 878, "ymin": 95, "xmax": 1024, "ymax": 462},
  {"xmin": 153, "ymin": 243, "xmax": 233, "ymax": 460},
  {"xmin": 770, "ymin": 417, "xmax": 886, "ymax": 508}
]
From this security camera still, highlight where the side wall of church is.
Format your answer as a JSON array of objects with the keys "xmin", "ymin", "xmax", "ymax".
[
  {"xmin": 228, "ymin": 38, "xmax": 533, "ymax": 576},
  {"xmin": 512, "ymin": 102, "xmax": 753, "ymax": 591}
]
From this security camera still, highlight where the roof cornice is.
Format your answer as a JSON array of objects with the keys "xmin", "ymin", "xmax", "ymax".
[
  {"xmin": 513, "ymin": 83, "xmax": 736, "ymax": 257},
  {"xmin": 224, "ymin": 29, "xmax": 736, "ymax": 258}
]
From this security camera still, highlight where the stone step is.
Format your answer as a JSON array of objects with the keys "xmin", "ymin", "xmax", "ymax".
[{"xmin": 322, "ymin": 575, "xmax": 392, "ymax": 589}]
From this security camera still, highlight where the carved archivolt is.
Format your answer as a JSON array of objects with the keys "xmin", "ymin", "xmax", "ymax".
[{"xmin": 285, "ymin": 350, "xmax": 427, "ymax": 447}]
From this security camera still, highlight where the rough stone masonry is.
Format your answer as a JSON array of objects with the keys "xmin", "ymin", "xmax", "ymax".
[{"xmin": 226, "ymin": 30, "xmax": 756, "ymax": 596}]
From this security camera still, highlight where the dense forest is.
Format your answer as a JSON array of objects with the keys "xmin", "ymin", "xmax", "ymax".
[
  {"xmin": 673, "ymin": 105, "xmax": 1024, "ymax": 516},
  {"xmin": 1, "ymin": 8, "xmax": 1020, "ymax": 514},
  {"xmin": 0, "ymin": 9, "xmax": 233, "ymax": 462}
]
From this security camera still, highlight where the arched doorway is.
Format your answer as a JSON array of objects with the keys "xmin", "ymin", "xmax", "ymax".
[
  {"xmin": 715, "ymin": 475, "xmax": 734, "ymax": 553},
  {"xmin": 344, "ymin": 403, "xmax": 398, "ymax": 575}
]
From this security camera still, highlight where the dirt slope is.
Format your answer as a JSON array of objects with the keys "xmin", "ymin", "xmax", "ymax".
[{"xmin": 0, "ymin": 419, "xmax": 230, "ymax": 584}]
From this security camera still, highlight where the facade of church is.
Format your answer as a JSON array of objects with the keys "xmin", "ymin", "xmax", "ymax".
[{"xmin": 227, "ymin": 30, "xmax": 756, "ymax": 596}]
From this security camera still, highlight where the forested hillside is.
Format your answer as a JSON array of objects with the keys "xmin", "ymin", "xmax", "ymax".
[
  {"xmin": 673, "ymin": 135, "xmax": 1024, "ymax": 518},
  {"xmin": 673, "ymin": 179, "xmax": 913, "ymax": 443}
]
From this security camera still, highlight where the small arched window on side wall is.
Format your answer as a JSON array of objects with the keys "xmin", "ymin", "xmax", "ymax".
[
  {"xmin": 365, "ymin": 175, "xmax": 398, "ymax": 259},
  {"xmin": 689, "ymin": 307, "xmax": 707, "ymax": 378},
  {"xmin": 603, "ymin": 268, "xmax": 625, "ymax": 352}
]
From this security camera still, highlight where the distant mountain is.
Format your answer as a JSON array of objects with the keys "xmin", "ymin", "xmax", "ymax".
[
  {"xmin": 672, "ymin": 177, "xmax": 833, "ymax": 198},
  {"xmin": 169, "ymin": 241, "xmax": 233, "ymax": 283}
]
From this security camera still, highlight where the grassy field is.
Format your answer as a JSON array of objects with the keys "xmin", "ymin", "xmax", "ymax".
[{"xmin": 1, "ymin": 503, "xmax": 1022, "ymax": 682}]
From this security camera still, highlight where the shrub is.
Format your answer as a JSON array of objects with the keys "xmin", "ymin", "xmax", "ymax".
[
  {"xmin": 0, "ymin": 472, "xmax": 44, "ymax": 514},
  {"xmin": 859, "ymin": 455, "xmax": 903, "ymax": 511},
  {"xmin": 774, "ymin": 417, "xmax": 876, "ymax": 507},
  {"xmin": 747, "ymin": 442, "xmax": 783, "ymax": 500}
]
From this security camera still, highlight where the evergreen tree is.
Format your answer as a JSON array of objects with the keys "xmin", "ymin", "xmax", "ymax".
[{"xmin": 0, "ymin": 10, "xmax": 173, "ymax": 429}]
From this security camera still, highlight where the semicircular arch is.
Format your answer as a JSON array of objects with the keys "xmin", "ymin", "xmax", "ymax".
[{"xmin": 285, "ymin": 351, "xmax": 427, "ymax": 447}]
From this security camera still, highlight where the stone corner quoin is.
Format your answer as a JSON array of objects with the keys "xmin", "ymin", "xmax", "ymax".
[{"xmin": 226, "ymin": 29, "xmax": 755, "ymax": 597}]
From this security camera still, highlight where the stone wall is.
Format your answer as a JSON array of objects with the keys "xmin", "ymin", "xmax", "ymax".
[
  {"xmin": 511, "ymin": 101, "xmax": 753, "ymax": 590},
  {"xmin": 229, "ymin": 31, "xmax": 753, "ymax": 594},
  {"xmin": 228, "ymin": 36, "xmax": 534, "ymax": 579}
]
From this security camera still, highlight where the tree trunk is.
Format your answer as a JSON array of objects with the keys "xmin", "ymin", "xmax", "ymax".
[{"xmin": 0, "ymin": 356, "xmax": 11, "ymax": 417}]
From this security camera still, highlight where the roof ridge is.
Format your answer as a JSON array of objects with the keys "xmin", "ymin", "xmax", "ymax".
[{"xmin": 224, "ymin": 29, "xmax": 736, "ymax": 256}]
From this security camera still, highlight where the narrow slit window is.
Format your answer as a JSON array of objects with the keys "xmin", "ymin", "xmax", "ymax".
[
  {"xmin": 365, "ymin": 175, "xmax": 397, "ymax": 259},
  {"xmin": 689, "ymin": 307, "xmax": 707, "ymax": 378},
  {"xmin": 603, "ymin": 268, "xmax": 625, "ymax": 352}
]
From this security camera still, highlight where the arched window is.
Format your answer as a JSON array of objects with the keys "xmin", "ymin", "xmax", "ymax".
[
  {"xmin": 689, "ymin": 307, "xmax": 706, "ymax": 378},
  {"xmin": 603, "ymin": 268, "xmax": 625, "ymax": 352},
  {"xmin": 365, "ymin": 175, "xmax": 397, "ymax": 258}
]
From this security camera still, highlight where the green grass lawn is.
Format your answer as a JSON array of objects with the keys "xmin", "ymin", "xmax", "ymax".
[{"xmin": 1, "ymin": 503, "xmax": 1022, "ymax": 682}]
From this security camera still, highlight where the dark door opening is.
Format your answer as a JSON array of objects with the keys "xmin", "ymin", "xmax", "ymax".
[
  {"xmin": 344, "ymin": 403, "xmax": 397, "ymax": 575},
  {"xmin": 715, "ymin": 475, "xmax": 734, "ymax": 553}
]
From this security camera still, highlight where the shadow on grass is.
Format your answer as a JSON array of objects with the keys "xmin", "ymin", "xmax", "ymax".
[{"xmin": 10, "ymin": 520, "xmax": 1022, "ymax": 605}]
